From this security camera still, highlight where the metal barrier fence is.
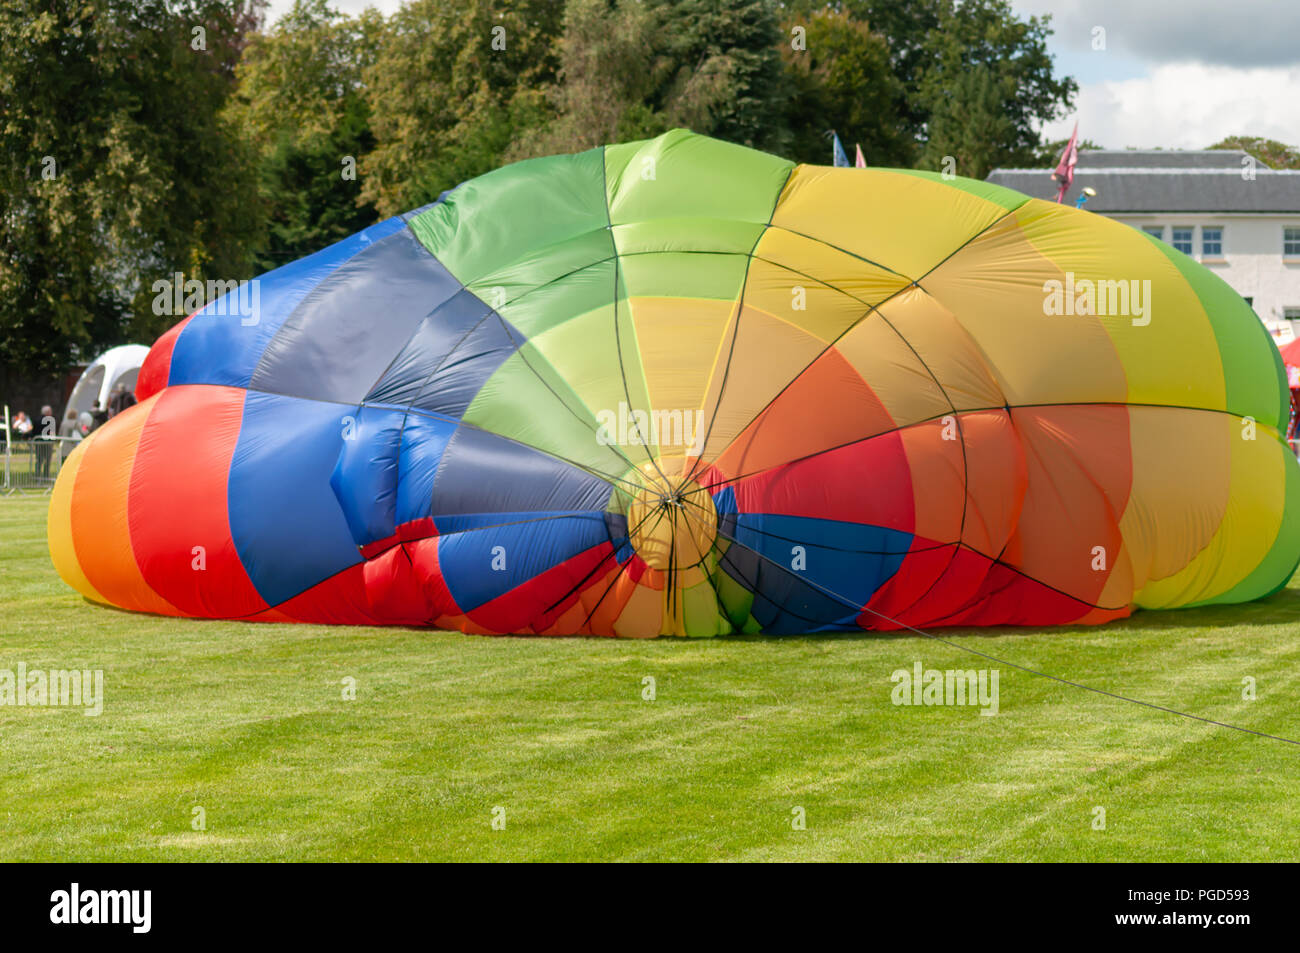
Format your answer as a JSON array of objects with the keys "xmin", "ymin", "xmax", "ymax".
[
  {"xmin": 2, "ymin": 435, "xmax": 80, "ymax": 493},
  {"xmin": 2, "ymin": 405, "xmax": 82, "ymax": 493}
]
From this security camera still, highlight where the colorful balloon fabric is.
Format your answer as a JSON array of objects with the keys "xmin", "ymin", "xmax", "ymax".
[{"xmin": 49, "ymin": 130, "xmax": 1300, "ymax": 636}]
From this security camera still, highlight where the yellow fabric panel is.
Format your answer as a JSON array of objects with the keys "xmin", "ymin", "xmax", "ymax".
[
  {"xmin": 1135, "ymin": 412, "xmax": 1286, "ymax": 607},
  {"xmin": 693, "ymin": 304, "xmax": 828, "ymax": 462},
  {"xmin": 1121, "ymin": 409, "xmax": 1228, "ymax": 599},
  {"xmin": 770, "ymin": 166, "xmax": 1018, "ymax": 279},
  {"xmin": 922, "ymin": 212, "xmax": 1128, "ymax": 407},
  {"xmin": 746, "ymin": 227, "xmax": 914, "ymax": 343},
  {"xmin": 1013, "ymin": 200, "xmax": 1226, "ymax": 412},
  {"xmin": 872, "ymin": 287, "xmax": 1006, "ymax": 411},
  {"xmin": 630, "ymin": 296, "xmax": 735, "ymax": 423},
  {"xmin": 834, "ymin": 313, "xmax": 954, "ymax": 429},
  {"xmin": 46, "ymin": 435, "xmax": 105, "ymax": 604}
]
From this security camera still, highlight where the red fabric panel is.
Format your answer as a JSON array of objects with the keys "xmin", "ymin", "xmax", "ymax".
[
  {"xmin": 127, "ymin": 384, "xmax": 267, "ymax": 618},
  {"xmin": 135, "ymin": 314, "xmax": 194, "ymax": 401}
]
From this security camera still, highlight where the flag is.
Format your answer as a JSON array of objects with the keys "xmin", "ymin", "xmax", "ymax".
[
  {"xmin": 831, "ymin": 132, "xmax": 849, "ymax": 168},
  {"xmin": 1052, "ymin": 121, "xmax": 1079, "ymax": 203},
  {"xmin": 855, "ymin": 144, "xmax": 866, "ymax": 168}
]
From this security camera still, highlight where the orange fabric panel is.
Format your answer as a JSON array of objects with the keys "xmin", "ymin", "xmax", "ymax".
[{"xmin": 69, "ymin": 397, "xmax": 181, "ymax": 617}]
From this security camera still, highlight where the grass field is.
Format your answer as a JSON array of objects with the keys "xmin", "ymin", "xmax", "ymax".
[{"xmin": 3, "ymin": 494, "xmax": 1299, "ymax": 861}]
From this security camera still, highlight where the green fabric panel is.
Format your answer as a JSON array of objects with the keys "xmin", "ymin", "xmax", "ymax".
[
  {"xmin": 619, "ymin": 251, "xmax": 750, "ymax": 300},
  {"xmin": 682, "ymin": 580, "xmax": 731, "ymax": 637},
  {"xmin": 604, "ymin": 129, "xmax": 793, "ymax": 228},
  {"xmin": 713, "ymin": 560, "xmax": 755, "ymax": 629},
  {"xmin": 527, "ymin": 301, "xmax": 658, "ymax": 457},
  {"xmin": 465, "ymin": 227, "xmax": 615, "ymax": 308},
  {"xmin": 407, "ymin": 146, "xmax": 609, "ymax": 287},
  {"xmin": 462, "ymin": 343, "xmax": 640, "ymax": 485},
  {"xmin": 1143, "ymin": 233, "xmax": 1287, "ymax": 429},
  {"xmin": 494, "ymin": 258, "xmax": 624, "ymax": 339},
  {"xmin": 890, "ymin": 168, "xmax": 1029, "ymax": 213},
  {"xmin": 612, "ymin": 217, "xmax": 766, "ymax": 257},
  {"xmin": 1195, "ymin": 438, "xmax": 1300, "ymax": 606}
]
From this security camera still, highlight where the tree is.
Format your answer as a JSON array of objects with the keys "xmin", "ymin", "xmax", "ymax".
[
  {"xmin": 226, "ymin": 0, "xmax": 384, "ymax": 272},
  {"xmin": 0, "ymin": 0, "xmax": 265, "ymax": 376},
  {"xmin": 1035, "ymin": 135, "xmax": 1105, "ymax": 166},
  {"xmin": 1208, "ymin": 136, "xmax": 1300, "ymax": 171},
  {"xmin": 783, "ymin": 0, "xmax": 1076, "ymax": 178},
  {"xmin": 511, "ymin": 0, "xmax": 791, "ymax": 162},
  {"xmin": 780, "ymin": 7, "xmax": 911, "ymax": 166},
  {"xmin": 359, "ymin": 0, "xmax": 564, "ymax": 217}
]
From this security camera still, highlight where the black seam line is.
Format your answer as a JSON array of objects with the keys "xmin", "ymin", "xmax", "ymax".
[
  {"xmin": 688, "ymin": 199, "xmax": 1026, "ymax": 484},
  {"xmin": 602, "ymin": 146, "xmax": 674, "ymax": 490},
  {"xmin": 681, "ymin": 163, "xmax": 798, "ymax": 492},
  {"xmin": 695, "ymin": 399, "xmax": 1286, "ymax": 496},
  {"xmin": 571, "ymin": 504, "xmax": 675, "ymax": 632},
  {"xmin": 382, "ymin": 302, "xmax": 497, "ymax": 544},
  {"xmin": 538, "ymin": 500, "xmax": 671, "ymax": 621},
  {"xmin": 705, "ymin": 507, "xmax": 1118, "ymax": 615},
  {"xmin": 220, "ymin": 378, "xmax": 645, "ymax": 499},
  {"xmin": 708, "ymin": 523, "xmax": 1300, "ymax": 747},
  {"xmin": 483, "ymin": 306, "xmax": 650, "ymax": 485}
]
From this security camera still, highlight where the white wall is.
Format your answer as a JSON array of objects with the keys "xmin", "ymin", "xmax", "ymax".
[{"xmin": 1107, "ymin": 213, "xmax": 1300, "ymax": 345}]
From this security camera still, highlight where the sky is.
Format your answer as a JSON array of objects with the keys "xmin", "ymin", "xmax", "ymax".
[{"xmin": 265, "ymin": 0, "xmax": 1299, "ymax": 151}]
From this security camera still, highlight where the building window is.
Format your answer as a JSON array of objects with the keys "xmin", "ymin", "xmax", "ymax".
[
  {"xmin": 1141, "ymin": 225, "xmax": 1164, "ymax": 240},
  {"xmin": 1202, "ymin": 226, "xmax": 1223, "ymax": 258},
  {"xmin": 1285, "ymin": 228, "xmax": 1300, "ymax": 257},
  {"xmin": 1171, "ymin": 227, "xmax": 1194, "ymax": 254}
]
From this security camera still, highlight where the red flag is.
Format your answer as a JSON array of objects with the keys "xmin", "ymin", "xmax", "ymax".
[
  {"xmin": 1052, "ymin": 122, "xmax": 1078, "ymax": 203},
  {"xmin": 855, "ymin": 144, "xmax": 866, "ymax": 169}
]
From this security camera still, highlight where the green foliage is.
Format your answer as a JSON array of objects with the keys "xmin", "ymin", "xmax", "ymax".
[
  {"xmin": 1208, "ymin": 136, "xmax": 1300, "ymax": 171},
  {"xmin": 1036, "ymin": 135, "xmax": 1106, "ymax": 166},
  {"xmin": 780, "ymin": 8, "xmax": 910, "ymax": 166},
  {"xmin": 359, "ymin": 0, "xmax": 564, "ymax": 217},
  {"xmin": 225, "ymin": 0, "xmax": 384, "ymax": 271},
  {"xmin": 0, "ymin": 0, "xmax": 1084, "ymax": 372},
  {"xmin": 0, "ymin": 0, "xmax": 263, "ymax": 374}
]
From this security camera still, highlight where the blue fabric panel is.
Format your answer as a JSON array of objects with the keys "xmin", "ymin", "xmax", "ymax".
[
  {"xmin": 168, "ymin": 217, "xmax": 405, "ymax": 388},
  {"xmin": 227, "ymin": 392, "xmax": 363, "ymax": 606},
  {"xmin": 395, "ymin": 412, "xmax": 458, "ymax": 527},
  {"xmin": 364, "ymin": 288, "xmax": 509, "ymax": 410},
  {"xmin": 718, "ymin": 513, "xmax": 911, "ymax": 633},
  {"xmin": 249, "ymin": 228, "xmax": 463, "ymax": 403},
  {"xmin": 329, "ymin": 406, "xmax": 406, "ymax": 548},
  {"xmin": 436, "ymin": 511, "xmax": 611, "ymax": 610},
  {"xmin": 430, "ymin": 423, "xmax": 613, "ymax": 520}
]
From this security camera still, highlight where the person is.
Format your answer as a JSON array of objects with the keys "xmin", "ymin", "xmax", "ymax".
[
  {"xmin": 11, "ymin": 410, "xmax": 33, "ymax": 438},
  {"xmin": 57, "ymin": 409, "xmax": 81, "ymax": 468},
  {"xmin": 108, "ymin": 383, "xmax": 136, "ymax": 417},
  {"xmin": 58, "ymin": 409, "xmax": 81, "ymax": 441},
  {"xmin": 88, "ymin": 402, "xmax": 109, "ymax": 433},
  {"xmin": 34, "ymin": 404, "xmax": 55, "ymax": 479}
]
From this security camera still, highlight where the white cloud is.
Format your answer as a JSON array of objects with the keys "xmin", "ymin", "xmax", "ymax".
[{"xmin": 1042, "ymin": 62, "xmax": 1300, "ymax": 149}]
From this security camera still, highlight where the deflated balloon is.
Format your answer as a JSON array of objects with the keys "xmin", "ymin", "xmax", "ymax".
[{"xmin": 48, "ymin": 130, "xmax": 1300, "ymax": 636}]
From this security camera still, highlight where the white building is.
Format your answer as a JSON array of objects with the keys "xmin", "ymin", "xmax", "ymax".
[{"xmin": 987, "ymin": 150, "xmax": 1300, "ymax": 345}]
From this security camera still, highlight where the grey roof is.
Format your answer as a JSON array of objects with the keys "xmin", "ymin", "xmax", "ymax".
[
  {"xmin": 1071, "ymin": 149, "xmax": 1261, "ymax": 170},
  {"xmin": 986, "ymin": 149, "xmax": 1300, "ymax": 213}
]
